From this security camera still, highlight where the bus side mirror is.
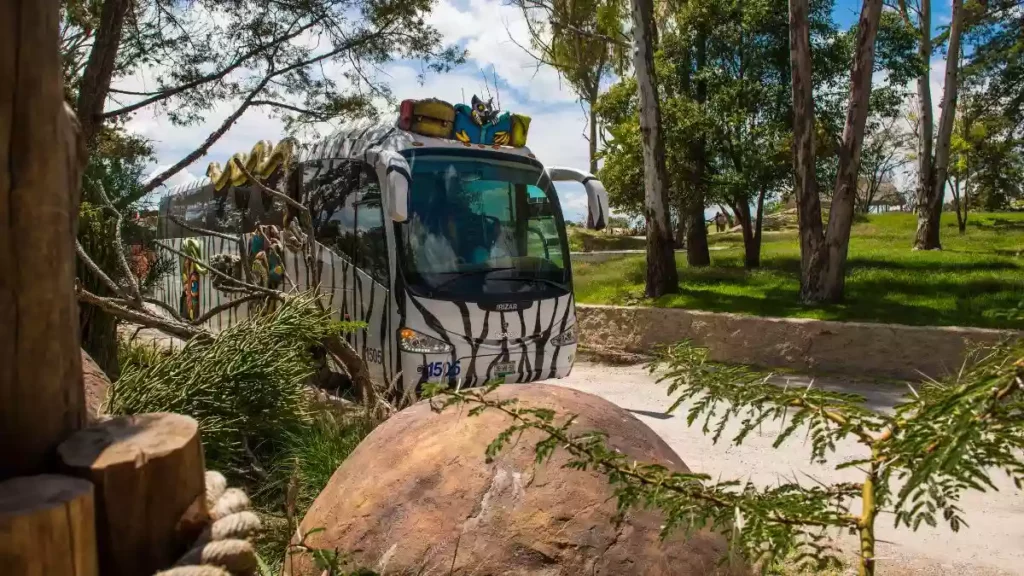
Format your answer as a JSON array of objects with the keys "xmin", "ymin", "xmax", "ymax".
[
  {"xmin": 547, "ymin": 166, "xmax": 609, "ymax": 231},
  {"xmin": 583, "ymin": 179, "xmax": 609, "ymax": 231},
  {"xmin": 378, "ymin": 151, "xmax": 410, "ymax": 222}
]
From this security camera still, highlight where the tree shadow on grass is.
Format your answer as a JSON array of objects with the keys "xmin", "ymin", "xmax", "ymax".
[
  {"xmin": 845, "ymin": 258, "xmax": 1022, "ymax": 273},
  {"xmin": 651, "ymin": 276, "xmax": 1024, "ymax": 330},
  {"xmin": 971, "ymin": 218, "xmax": 1024, "ymax": 232}
]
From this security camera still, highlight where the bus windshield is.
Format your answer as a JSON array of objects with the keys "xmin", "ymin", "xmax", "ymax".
[{"xmin": 397, "ymin": 151, "xmax": 571, "ymax": 300}]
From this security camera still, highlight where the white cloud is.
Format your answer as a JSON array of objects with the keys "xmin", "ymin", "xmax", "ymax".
[{"xmin": 426, "ymin": 0, "xmax": 575, "ymax": 104}]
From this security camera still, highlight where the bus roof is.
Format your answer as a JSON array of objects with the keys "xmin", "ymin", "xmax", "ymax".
[{"xmin": 160, "ymin": 118, "xmax": 540, "ymax": 201}]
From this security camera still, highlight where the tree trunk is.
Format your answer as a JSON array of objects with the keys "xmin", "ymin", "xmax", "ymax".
[
  {"xmin": 632, "ymin": 0, "xmax": 678, "ymax": 297},
  {"xmin": 675, "ymin": 195, "xmax": 687, "ymax": 248},
  {"xmin": 951, "ymin": 176, "xmax": 966, "ymax": 234},
  {"xmin": 791, "ymin": 0, "xmax": 882, "ymax": 304},
  {"xmin": 734, "ymin": 190, "xmax": 767, "ymax": 269},
  {"xmin": 1, "ymin": 0, "xmax": 88, "ymax": 479},
  {"xmin": 819, "ymin": 0, "xmax": 884, "ymax": 302},
  {"xmin": 0, "ymin": 475, "xmax": 99, "ymax": 576},
  {"xmin": 732, "ymin": 199, "xmax": 759, "ymax": 269},
  {"xmin": 789, "ymin": 0, "xmax": 827, "ymax": 301},
  {"xmin": 686, "ymin": 27, "xmax": 711, "ymax": 267},
  {"xmin": 753, "ymin": 188, "xmax": 766, "ymax": 266},
  {"xmin": 58, "ymin": 413, "xmax": 207, "ymax": 576},
  {"xmin": 585, "ymin": 100, "xmax": 597, "ymax": 230},
  {"xmin": 685, "ymin": 195, "xmax": 710, "ymax": 266},
  {"xmin": 913, "ymin": 0, "xmax": 939, "ymax": 250},
  {"xmin": 926, "ymin": 0, "xmax": 965, "ymax": 245},
  {"xmin": 588, "ymin": 90, "xmax": 599, "ymax": 176},
  {"xmin": 75, "ymin": 0, "xmax": 130, "ymax": 148}
]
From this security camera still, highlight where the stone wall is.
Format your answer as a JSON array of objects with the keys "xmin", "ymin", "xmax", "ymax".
[{"xmin": 576, "ymin": 304, "xmax": 1021, "ymax": 381}]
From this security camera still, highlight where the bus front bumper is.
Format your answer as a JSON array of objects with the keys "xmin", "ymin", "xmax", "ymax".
[{"xmin": 401, "ymin": 344, "xmax": 577, "ymax": 391}]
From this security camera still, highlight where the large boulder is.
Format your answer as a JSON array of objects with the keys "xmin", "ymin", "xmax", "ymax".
[{"xmin": 291, "ymin": 384, "xmax": 743, "ymax": 575}]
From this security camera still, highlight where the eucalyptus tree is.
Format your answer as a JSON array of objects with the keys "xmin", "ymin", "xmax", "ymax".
[
  {"xmin": 789, "ymin": 0, "xmax": 885, "ymax": 302},
  {"xmin": 511, "ymin": 0, "xmax": 630, "ymax": 175},
  {"xmin": 631, "ymin": 0, "xmax": 679, "ymax": 296},
  {"xmin": 887, "ymin": 0, "xmax": 969, "ymax": 250}
]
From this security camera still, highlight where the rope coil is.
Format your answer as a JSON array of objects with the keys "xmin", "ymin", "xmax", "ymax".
[{"xmin": 156, "ymin": 471, "xmax": 261, "ymax": 576}]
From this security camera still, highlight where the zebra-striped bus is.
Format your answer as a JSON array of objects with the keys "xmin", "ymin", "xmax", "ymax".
[{"xmin": 155, "ymin": 119, "xmax": 609, "ymax": 393}]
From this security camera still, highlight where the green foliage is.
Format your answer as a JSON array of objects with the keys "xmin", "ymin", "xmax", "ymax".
[
  {"xmin": 116, "ymin": 297, "xmax": 380, "ymax": 575},
  {"xmin": 253, "ymin": 414, "xmax": 377, "ymax": 573},
  {"xmin": 109, "ymin": 296, "xmax": 336, "ymax": 477},
  {"xmin": 883, "ymin": 345, "xmax": 1024, "ymax": 532},
  {"xmin": 515, "ymin": 0, "xmax": 628, "ymax": 102}
]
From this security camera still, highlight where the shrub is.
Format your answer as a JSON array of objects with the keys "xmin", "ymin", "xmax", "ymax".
[{"xmin": 109, "ymin": 296, "xmax": 338, "ymax": 480}]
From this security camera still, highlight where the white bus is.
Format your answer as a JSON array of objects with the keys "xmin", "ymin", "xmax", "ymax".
[{"xmin": 155, "ymin": 116, "xmax": 609, "ymax": 393}]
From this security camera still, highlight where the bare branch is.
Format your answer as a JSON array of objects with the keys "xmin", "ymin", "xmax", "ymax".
[
  {"xmin": 91, "ymin": 179, "xmax": 143, "ymax": 304},
  {"xmin": 141, "ymin": 75, "xmax": 272, "ymax": 195},
  {"xmin": 191, "ymin": 293, "xmax": 266, "ymax": 325},
  {"xmin": 250, "ymin": 99, "xmax": 331, "ymax": 120},
  {"xmin": 76, "ymin": 240, "xmax": 130, "ymax": 300},
  {"xmin": 144, "ymin": 297, "xmax": 185, "ymax": 323},
  {"xmin": 231, "ymin": 158, "xmax": 314, "ymax": 238},
  {"xmin": 77, "ymin": 288, "xmax": 208, "ymax": 343},
  {"xmin": 169, "ymin": 215, "xmax": 242, "ymax": 242},
  {"xmin": 102, "ymin": 17, "xmax": 323, "ymax": 119}
]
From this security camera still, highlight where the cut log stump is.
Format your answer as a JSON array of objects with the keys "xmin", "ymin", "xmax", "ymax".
[
  {"xmin": 57, "ymin": 412, "xmax": 207, "ymax": 576},
  {"xmin": 0, "ymin": 474, "xmax": 98, "ymax": 576}
]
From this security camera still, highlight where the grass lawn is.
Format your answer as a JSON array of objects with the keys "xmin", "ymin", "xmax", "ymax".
[{"xmin": 571, "ymin": 212, "xmax": 1024, "ymax": 330}]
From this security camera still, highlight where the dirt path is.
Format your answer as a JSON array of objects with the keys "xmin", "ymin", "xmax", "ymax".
[{"xmin": 555, "ymin": 361, "xmax": 1024, "ymax": 575}]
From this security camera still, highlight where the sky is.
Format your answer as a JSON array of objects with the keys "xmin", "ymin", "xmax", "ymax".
[{"xmin": 120, "ymin": 0, "xmax": 957, "ymax": 222}]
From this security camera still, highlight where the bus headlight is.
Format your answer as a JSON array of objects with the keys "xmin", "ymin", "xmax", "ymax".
[
  {"xmin": 398, "ymin": 328, "xmax": 453, "ymax": 354},
  {"xmin": 550, "ymin": 325, "xmax": 577, "ymax": 346}
]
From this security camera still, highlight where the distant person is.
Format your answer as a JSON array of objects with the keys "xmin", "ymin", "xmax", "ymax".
[{"xmin": 715, "ymin": 211, "xmax": 728, "ymax": 233}]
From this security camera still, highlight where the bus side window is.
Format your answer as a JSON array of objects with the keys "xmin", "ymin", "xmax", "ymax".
[
  {"xmin": 354, "ymin": 164, "xmax": 387, "ymax": 283},
  {"xmin": 183, "ymin": 186, "xmax": 215, "ymax": 237},
  {"xmin": 306, "ymin": 158, "xmax": 358, "ymax": 262}
]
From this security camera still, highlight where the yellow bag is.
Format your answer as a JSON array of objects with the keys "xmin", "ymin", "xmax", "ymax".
[
  {"xmin": 510, "ymin": 113, "xmax": 531, "ymax": 147},
  {"xmin": 408, "ymin": 99, "xmax": 455, "ymax": 138}
]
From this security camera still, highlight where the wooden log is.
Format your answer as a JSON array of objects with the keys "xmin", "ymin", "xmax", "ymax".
[
  {"xmin": 57, "ymin": 413, "xmax": 208, "ymax": 576},
  {"xmin": 0, "ymin": 0, "xmax": 88, "ymax": 480},
  {"xmin": 0, "ymin": 474, "xmax": 99, "ymax": 576}
]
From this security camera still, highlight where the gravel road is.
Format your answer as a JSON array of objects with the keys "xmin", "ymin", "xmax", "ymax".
[{"xmin": 554, "ymin": 361, "xmax": 1024, "ymax": 575}]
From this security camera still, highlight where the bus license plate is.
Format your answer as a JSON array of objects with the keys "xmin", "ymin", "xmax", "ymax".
[{"xmin": 495, "ymin": 362, "xmax": 515, "ymax": 376}]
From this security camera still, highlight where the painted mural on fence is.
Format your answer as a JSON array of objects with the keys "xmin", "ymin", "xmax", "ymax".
[{"xmin": 179, "ymin": 238, "xmax": 207, "ymax": 321}]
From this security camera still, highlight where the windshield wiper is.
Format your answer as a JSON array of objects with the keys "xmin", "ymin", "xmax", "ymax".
[
  {"xmin": 429, "ymin": 267, "xmax": 516, "ymax": 294},
  {"xmin": 495, "ymin": 276, "xmax": 568, "ymax": 291}
]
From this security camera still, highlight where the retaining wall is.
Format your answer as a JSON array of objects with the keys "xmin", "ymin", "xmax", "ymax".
[{"xmin": 576, "ymin": 304, "xmax": 1020, "ymax": 381}]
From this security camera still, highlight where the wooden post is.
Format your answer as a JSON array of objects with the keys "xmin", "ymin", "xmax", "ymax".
[
  {"xmin": 58, "ymin": 412, "xmax": 208, "ymax": 576},
  {"xmin": 0, "ymin": 0, "xmax": 88, "ymax": 479},
  {"xmin": 0, "ymin": 475, "xmax": 99, "ymax": 576}
]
